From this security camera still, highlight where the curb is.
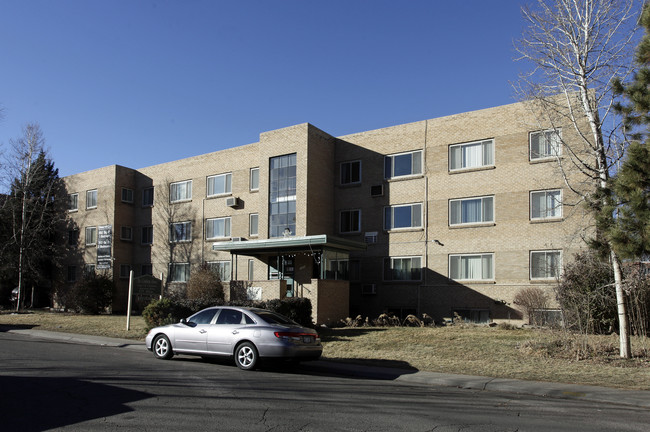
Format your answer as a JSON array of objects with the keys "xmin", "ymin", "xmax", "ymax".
[{"xmin": 5, "ymin": 328, "xmax": 649, "ymax": 408}]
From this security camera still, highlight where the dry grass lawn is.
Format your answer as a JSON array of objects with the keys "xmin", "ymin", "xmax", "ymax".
[{"xmin": 1, "ymin": 310, "xmax": 648, "ymax": 390}]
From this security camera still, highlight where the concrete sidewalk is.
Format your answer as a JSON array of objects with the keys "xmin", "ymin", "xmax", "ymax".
[{"xmin": 5, "ymin": 327, "xmax": 649, "ymax": 409}]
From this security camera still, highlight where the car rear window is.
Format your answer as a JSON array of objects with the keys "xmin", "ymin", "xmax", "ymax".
[{"xmin": 255, "ymin": 311, "xmax": 296, "ymax": 325}]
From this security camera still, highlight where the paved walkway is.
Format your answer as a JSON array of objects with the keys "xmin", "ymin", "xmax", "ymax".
[{"xmin": 5, "ymin": 327, "xmax": 649, "ymax": 408}]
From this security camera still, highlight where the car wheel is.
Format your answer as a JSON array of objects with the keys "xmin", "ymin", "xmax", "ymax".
[
  {"xmin": 234, "ymin": 342, "xmax": 258, "ymax": 370},
  {"xmin": 153, "ymin": 334, "xmax": 174, "ymax": 360}
]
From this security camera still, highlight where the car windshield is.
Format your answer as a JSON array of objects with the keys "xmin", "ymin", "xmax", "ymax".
[{"xmin": 254, "ymin": 311, "xmax": 297, "ymax": 325}]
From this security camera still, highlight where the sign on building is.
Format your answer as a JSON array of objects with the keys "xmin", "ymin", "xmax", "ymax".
[{"xmin": 97, "ymin": 225, "xmax": 112, "ymax": 269}]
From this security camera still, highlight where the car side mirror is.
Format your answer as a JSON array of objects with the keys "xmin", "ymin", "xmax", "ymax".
[{"xmin": 180, "ymin": 318, "xmax": 187, "ymax": 325}]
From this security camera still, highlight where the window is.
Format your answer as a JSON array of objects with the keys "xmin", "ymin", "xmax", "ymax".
[
  {"xmin": 189, "ymin": 309, "xmax": 218, "ymax": 325},
  {"xmin": 449, "ymin": 139, "xmax": 494, "ymax": 171},
  {"xmin": 340, "ymin": 209, "xmax": 361, "ymax": 233},
  {"xmin": 248, "ymin": 259, "xmax": 255, "ymax": 280},
  {"xmin": 269, "ymin": 153, "xmax": 297, "ymax": 238},
  {"xmin": 84, "ymin": 264, "xmax": 96, "ymax": 275},
  {"xmin": 141, "ymin": 226, "xmax": 153, "ymax": 245},
  {"xmin": 530, "ymin": 129, "xmax": 561, "ymax": 160},
  {"xmin": 340, "ymin": 160, "xmax": 361, "ymax": 185},
  {"xmin": 384, "ymin": 256, "xmax": 422, "ymax": 281},
  {"xmin": 206, "ymin": 217, "xmax": 231, "ymax": 239},
  {"xmin": 249, "ymin": 213, "xmax": 259, "ymax": 237},
  {"xmin": 449, "ymin": 253, "xmax": 494, "ymax": 281},
  {"xmin": 449, "ymin": 196, "xmax": 494, "ymax": 226},
  {"xmin": 169, "ymin": 263, "xmax": 190, "ymax": 282},
  {"xmin": 208, "ymin": 261, "xmax": 231, "ymax": 281},
  {"xmin": 141, "ymin": 264, "xmax": 153, "ymax": 276},
  {"xmin": 207, "ymin": 173, "xmax": 232, "ymax": 197},
  {"xmin": 385, "ymin": 150, "xmax": 422, "ymax": 179},
  {"xmin": 68, "ymin": 229, "xmax": 79, "ymax": 246},
  {"xmin": 142, "ymin": 187, "xmax": 154, "ymax": 207},
  {"xmin": 120, "ymin": 264, "xmax": 131, "ymax": 279},
  {"xmin": 531, "ymin": 189, "xmax": 562, "ymax": 220},
  {"xmin": 68, "ymin": 193, "xmax": 78, "ymax": 211},
  {"xmin": 530, "ymin": 250, "xmax": 562, "ymax": 280},
  {"xmin": 67, "ymin": 266, "xmax": 77, "ymax": 283},
  {"xmin": 170, "ymin": 221, "xmax": 192, "ymax": 243},
  {"xmin": 121, "ymin": 188, "xmax": 134, "ymax": 203},
  {"xmin": 85, "ymin": 226, "xmax": 97, "ymax": 246},
  {"xmin": 86, "ymin": 189, "xmax": 97, "ymax": 209},
  {"xmin": 170, "ymin": 180, "xmax": 192, "ymax": 203},
  {"xmin": 384, "ymin": 203, "xmax": 422, "ymax": 230},
  {"xmin": 250, "ymin": 167, "xmax": 259, "ymax": 191},
  {"xmin": 120, "ymin": 226, "xmax": 132, "ymax": 241}
]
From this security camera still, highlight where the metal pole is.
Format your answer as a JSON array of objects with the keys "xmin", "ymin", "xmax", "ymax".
[{"xmin": 126, "ymin": 270, "xmax": 134, "ymax": 331}]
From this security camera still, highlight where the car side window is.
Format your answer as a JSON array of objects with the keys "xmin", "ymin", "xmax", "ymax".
[
  {"xmin": 216, "ymin": 309, "xmax": 243, "ymax": 325},
  {"xmin": 243, "ymin": 313, "xmax": 255, "ymax": 324},
  {"xmin": 189, "ymin": 309, "xmax": 217, "ymax": 325}
]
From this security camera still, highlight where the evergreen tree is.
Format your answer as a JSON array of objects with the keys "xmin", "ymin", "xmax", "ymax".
[{"xmin": 611, "ymin": 3, "xmax": 650, "ymax": 259}]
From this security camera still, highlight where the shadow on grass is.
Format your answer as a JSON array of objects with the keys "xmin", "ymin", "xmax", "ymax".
[{"xmin": 318, "ymin": 327, "xmax": 387, "ymax": 342}]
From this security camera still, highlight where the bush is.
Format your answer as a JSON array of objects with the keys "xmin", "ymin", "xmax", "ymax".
[
  {"xmin": 142, "ymin": 297, "xmax": 194, "ymax": 329},
  {"xmin": 69, "ymin": 272, "xmax": 114, "ymax": 314},
  {"xmin": 556, "ymin": 251, "xmax": 617, "ymax": 334},
  {"xmin": 513, "ymin": 287, "xmax": 551, "ymax": 326},
  {"xmin": 186, "ymin": 264, "xmax": 225, "ymax": 302}
]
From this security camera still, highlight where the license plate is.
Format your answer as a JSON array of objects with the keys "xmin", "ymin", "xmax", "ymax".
[{"xmin": 302, "ymin": 336, "xmax": 313, "ymax": 343}]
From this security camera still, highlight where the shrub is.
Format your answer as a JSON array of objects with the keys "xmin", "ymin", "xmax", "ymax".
[
  {"xmin": 513, "ymin": 287, "xmax": 551, "ymax": 326},
  {"xmin": 142, "ymin": 297, "xmax": 194, "ymax": 329},
  {"xmin": 556, "ymin": 251, "xmax": 617, "ymax": 334},
  {"xmin": 69, "ymin": 272, "xmax": 114, "ymax": 314},
  {"xmin": 186, "ymin": 264, "xmax": 225, "ymax": 302}
]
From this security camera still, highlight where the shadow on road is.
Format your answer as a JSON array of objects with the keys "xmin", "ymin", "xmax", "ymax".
[{"xmin": 0, "ymin": 376, "xmax": 152, "ymax": 432}]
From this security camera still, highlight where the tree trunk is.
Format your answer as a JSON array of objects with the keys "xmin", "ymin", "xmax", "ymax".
[{"xmin": 611, "ymin": 249, "xmax": 631, "ymax": 358}]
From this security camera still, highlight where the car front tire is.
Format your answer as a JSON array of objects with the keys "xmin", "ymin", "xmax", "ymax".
[
  {"xmin": 234, "ymin": 342, "xmax": 258, "ymax": 370},
  {"xmin": 153, "ymin": 334, "xmax": 174, "ymax": 360}
]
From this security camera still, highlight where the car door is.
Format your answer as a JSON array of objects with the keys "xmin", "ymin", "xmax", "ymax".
[
  {"xmin": 207, "ymin": 308, "xmax": 253, "ymax": 355},
  {"xmin": 173, "ymin": 308, "xmax": 219, "ymax": 353}
]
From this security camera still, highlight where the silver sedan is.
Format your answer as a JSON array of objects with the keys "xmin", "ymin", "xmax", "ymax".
[{"xmin": 145, "ymin": 306, "xmax": 322, "ymax": 370}]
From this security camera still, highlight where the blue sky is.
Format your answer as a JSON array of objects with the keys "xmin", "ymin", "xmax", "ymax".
[{"xmin": 1, "ymin": 0, "xmax": 527, "ymax": 178}]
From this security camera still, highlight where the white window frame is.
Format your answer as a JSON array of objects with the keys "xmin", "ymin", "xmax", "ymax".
[
  {"xmin": 141, "ymin": 226, "xmax": 153, "ymax": 245},
  {"xmin": 170, "ymin": 180, "xmax": 192, "ymax": 203},
  {"xmin": 530, "ymin": 189, "xmax": 562, "ymax": 220},
  {"xmin": 208, "ymin": 260, "xmax": 231, "ymax": 282},
  {"xmin": 449, "ymin": 139, "xmax": 494, "ymax": 171},
  {"xmin": 340, "ymin": 209, "xmax": 361, "ymax": 234},
  {"xmin": 169, "ymin": 263, "xmax": 190, "ymax": 282},
  {"xmin": 383, "ymin": 256, "xmax": 422, "ymax": 281},
  {"xmin": 68, "ymin": 193, "xmax": 79, "ymax": 212},
  {"xmin": 249, "ymin": 213, "xmax": 259, "ymax": 237},
  {"xmin": 340, "ymin": 160, "xmax": 362, "ymax": 185},
  {"xmin": 121, "ymin": 188, "xmax": 134, "ymax": 203},
  {"xmin": 449, "ymin": 253, "xmax": 494, "ymax": 281},
  {"xmin": 142, "ymin": 187, "xmax": 154, "ymax": 207},
  {"xmin": 530, "ymin": 129, "xmax": 562, "ymax": 160},
  {"xmin": 250, "ymin": 167, "xmax": 259, "ymax": 191},
  {"xmin": 85, "ymin": 226, "xmax": 97, "ymax": 246},
  {"xmin": 530, "ymin": 250, "xmax": 562, "ymax": 280},
  {"xmin": 170, "ymin": 221, "xmax": 192, "ymax": 243},
  {"xmin": 86, "ymin": 189, "xmax": 97, "ymax": 209},
  {"xmin": 206, "ymin": 217, "xmax": 231, "ymax": 240},
  {"xmin": 120, "ymin": 226, "xmax": 133, "ymax": 241},
  {"xmin": 384, "ymin": 203, "xmax": 422, "ymax": 231},
  {"xmin": 384, "ymin": 150, "xmax": 423, "ymax": 179},
  {"xmin": 207, "ymin": 173, "xmax": 232, "ymax": 198},
  {"xmin": 449, "ymin": 196, "xmax": 494, "ymax": 226}
]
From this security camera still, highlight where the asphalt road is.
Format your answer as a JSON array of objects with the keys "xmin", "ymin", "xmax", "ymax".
[{"xmin": 1, "ymin": 331, "xmax": 649, "ymax": 432}]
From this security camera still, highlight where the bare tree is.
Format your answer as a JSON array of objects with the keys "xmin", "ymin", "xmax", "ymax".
[
  {"xmin": 515, "ymin": 0, "xmax": 639, "ymax": 357},
  {"xmin": 1, "ymin": 123, "xmax": 67, "ymax": 310}
]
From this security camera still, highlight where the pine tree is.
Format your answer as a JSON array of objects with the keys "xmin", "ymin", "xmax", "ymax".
[{"xmin": 610, "ymin": 3, "xmax": 650, "ymax": 259}]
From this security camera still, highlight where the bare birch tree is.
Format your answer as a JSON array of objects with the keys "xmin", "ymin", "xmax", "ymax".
[{"xmin": 515, "ymin": 0, "xmax": 639, "ymax": 357}]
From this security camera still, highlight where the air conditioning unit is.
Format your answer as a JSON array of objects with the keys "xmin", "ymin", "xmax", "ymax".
[
  {"xmin": 364, "ymin": 232, "xmax": 378, "ymax": 244},
  {"xmin": 362, "ymin": 284, "xmax": 377, "ymax": 295},
  {"xmin": 226, "ymin": 197, "xmax": 239, "ymax": 207},
  {"xmin": 370, "ymin": 185, "xmax": 384, "ymax": 197},
  {"xmin": 231, "ymin": 237, "xmax": 246, "ymax": 242}
]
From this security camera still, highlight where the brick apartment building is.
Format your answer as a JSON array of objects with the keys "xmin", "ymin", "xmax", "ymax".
[{"xmin": 62, "ymin": 100, "xmax": 591, "ymax": 325}]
